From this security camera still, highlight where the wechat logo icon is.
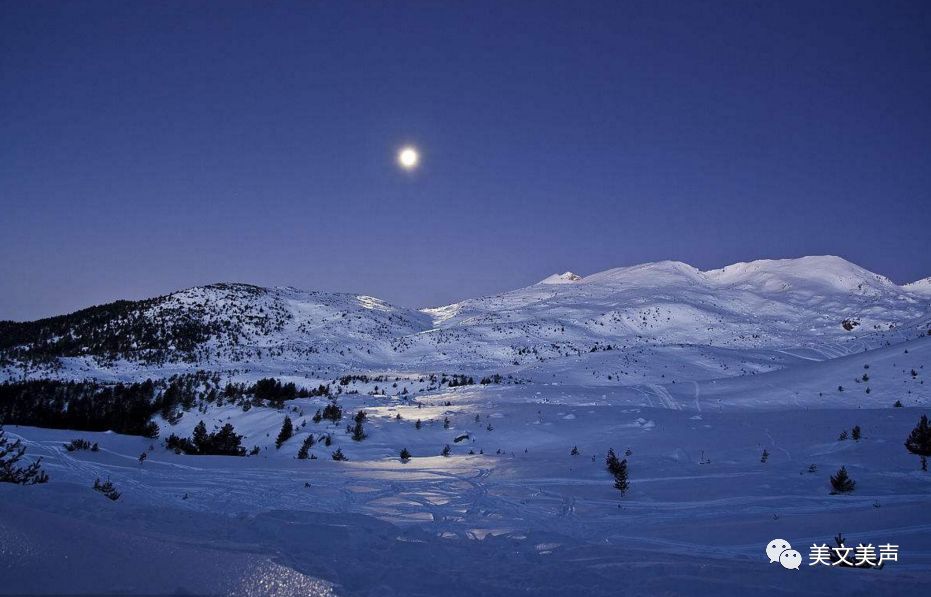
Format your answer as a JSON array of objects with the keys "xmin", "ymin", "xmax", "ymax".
[{"xmin": 766, "ymin": 539, "xmax": 801, "ymax": 570}]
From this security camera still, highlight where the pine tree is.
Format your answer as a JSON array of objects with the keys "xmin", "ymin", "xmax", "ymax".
[
  {"xmin": 605, "ymin": 448, "xmax": 621, "ymax": 475},
  {"xmin": 443, "ymin": 417, "xmax": 450, "ymax": 429},
  {"xmin": 331, "ymin": 448, "xmax": 347, "ymax": 461},
  {"xmin": 65, "ymin": 439, "xmax": 92, "ymax": 452},
  {"xmin": 851, "ymin": 425, "xmax": 861, "ymax": 441},
  {"xmin": 613, "ymin": 458, "xmax": 629, "ymax": 495},
  {"xmin": 570, "ymin": 446, "xmax": 579, "ymax": 456},
  {"xmin": 400, "ymin": 448, "xmax": 411, "ymax": 463},
  {"xmin": 0, "ymin": 426, "xmax": 49, "ymax": 485},
  {"xmin": 838, "ymin": 430, "xmax": 848, "ymax": 441},
  {"xmin": 441, "ymin": 444, "xmax": 451, "ymax": 457},
  {"xmin": 349, "ymin": 411, "xmax": 366, "ymax": 441},
  {"xmin": 276, "ymin": 416, "xmax": 293, "ymax": 449},
  {"xmin": 905, "ymin": 414, "xmax": 931, "ymax": 471},
  {"xmin": 192, "ymin": 421, "xmax": 208, "ymax": 452},
  {"xmin": 761, "ymin": 449, "xmax": 769, "ymax": 463},
  {"xmin": 297, "ymin": 434, "xmax": 315, "ymax": 459},
  {"xmin": 415, "ymin": 419, "xmax": 422, "ymax": 430},
  {"xmin": 93, "ymin": 477, "xmax": 121, "ymax": 501},
  {"xmin": 830, "ymin": 466, "xmax": 856, "ymax": 494},
  {"xmin": 209, "ymin": 423, "xmax": 246, "ymax": 456},
  {"xmin": 605, "ymin": 448, "xmax": 629, "ymax": 495}
]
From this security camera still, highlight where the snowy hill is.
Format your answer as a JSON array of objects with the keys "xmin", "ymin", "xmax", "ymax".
[
  {"xmin": 2, "ymin": 257, "xmax": 929, "ymax": 383},
  {"xmin": 416, "ymin": 256, "xmax": 930, "ymax": 378},
  {"xmin": 0, "ymin": 283, "xmax": 431, "ymax": 378},
  {"xmin": 904, "ymin": 276, "xmax": 931, "ymax": 296}
]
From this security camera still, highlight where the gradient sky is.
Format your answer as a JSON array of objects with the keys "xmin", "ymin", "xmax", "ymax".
[{"xmin": 2, "ymin": 1, "xmax": 930, "ymax": 321}]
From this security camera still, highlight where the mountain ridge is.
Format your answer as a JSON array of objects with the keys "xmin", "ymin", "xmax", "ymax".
[{"xmin": 2, "ymin": 256, "xmax": 929, "ymax": 382}]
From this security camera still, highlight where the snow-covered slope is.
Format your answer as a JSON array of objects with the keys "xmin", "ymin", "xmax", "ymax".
[
  {"xmin": 2, "ymin": 257, "xmax": 929, "ymax": 382},
  {"xmin": 904, "ymin": 276, "xmax": 931, "ymax": 296},
  {"xmin": 4, "ymin": 333, "xmax": 931, "ymax": 595},
  {"xmin": 4, "ymin": 257, "xmax": 931, "ymax": 596},
  {"xmin": 0, "ymin": 283, "xmax": 431, "ymax": 378},
  {"xmin": 415, "ymin": 256, "xmax": 930, "ymax": 375}
]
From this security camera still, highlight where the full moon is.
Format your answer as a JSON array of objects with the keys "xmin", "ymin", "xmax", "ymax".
[{"xmin": 398, "ymin": 146, "xmax": 419, "ymax": 170}]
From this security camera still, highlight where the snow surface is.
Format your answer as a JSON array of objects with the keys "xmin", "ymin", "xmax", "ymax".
[
  {"xmin": 904, "ymin": 277, "xmax": 931, "ymax": 296},
  {"xmin": 2, "ymin": 256, "xmax": 931, "ymax": 595}
]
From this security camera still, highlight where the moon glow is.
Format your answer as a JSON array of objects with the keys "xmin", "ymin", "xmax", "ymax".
[{"xmin": 398, "ymin": 146, "xmax": 419, "ymax": 170}]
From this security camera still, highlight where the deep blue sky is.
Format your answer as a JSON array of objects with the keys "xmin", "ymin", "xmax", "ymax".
[{"xmin": 2, "ymin": 1, "xmax": 930, "ymax": 320}]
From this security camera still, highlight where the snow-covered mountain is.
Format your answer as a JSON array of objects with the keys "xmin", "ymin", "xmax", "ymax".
[
  {"xmin": 417, "ymin": 256, "xmax": 929, "ymax": 376},
  {"xmin": 904, "ymin": 276, "xmax": 931, "ymax": 296},
  {"xmin": 5, "ymin": 257, "xmax": 931, "ymax": 596},
  {"xmin": 0, "ymin": 283, "xmax": 431, "ymax": 377},
  {"xmin": 2, "ymin": 257, "xmax": 929, "ymax": 382}
]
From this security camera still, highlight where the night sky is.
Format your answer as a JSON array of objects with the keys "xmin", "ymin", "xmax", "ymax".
[{"xmin": 2, "ymin": 1, "xmax": 930, "ymax": 321}]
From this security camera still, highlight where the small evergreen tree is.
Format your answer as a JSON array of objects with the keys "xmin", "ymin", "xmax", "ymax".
[
  {"xmin": 830, "ymin": 466, "xmax": 856, "ymax": 494},
  {"xmin": 0, "ymin": 426, "xmax": 49, "ymax": 485},
  {"xmin": 349, "ymin": 411, "xmax": 366, "ymax": 441},
  {"xmin": 443, "ymin": 417, "xmax": 450, "ymax": 429},
  {"xmin": 297, "ymin": 434, "xmax": 315, "ymax": 460},
  {"xmin": 400, "ymin": 448, "xmax": 411, "ymax": 463},
  {"xmin": 192, "ymin": 421, "xmax": 208, "ymax": 450},
  {"xmin": 851, "ymin": 425, "xmax": 861, "ymax": 441},
  {"xmin": 760, "ymin": 449, "xmax": 769, "ymax": 463},
  {"xmin": 904, "ymin": 414, "xmax": 931, "ymax": 471},
  {"xmin": 321, "ymin": 402, "xmax": 343, "ymax": 423},
  {"xmin": 605, "ymin": 448, "xmax": 621, "ymax": 474},
  {"xmin": 331, "ymin": 448, "xmax": 347, "ymax": 461},
  {"xmin": 210, "ymin": 423, "xmax": 247, "ymax": 456},
  {"xmin": 570, "ymin": 446, "xmax": 579, "ymax": 456},
  {"xmin": 613, "ymin": 458, "xmax": 629, "ymax": 495},
  {"xmin": 838, "ymin": 430, "xmax": 848, "ymax": 441},
  {"xmin": 415, "ymin": 419, "xmax": 422, "ymax": 430},
  {"xmin": 441, "ymin": 444, "xmax": 451, "ymax": 457},
  {"xmin": 276, "ymin": 416, "xmax": 294, "ymax": 449},
  {"xmin": 605, "ymin": 448, "xmax": 629, "ymax": 495},
  {"xmin": 93, "ymin": 477, "xmax": 121, "ymax": 501},
  {"xmin": 64, "ymin": 439, "xmax": 92, "ymax": 452}
]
